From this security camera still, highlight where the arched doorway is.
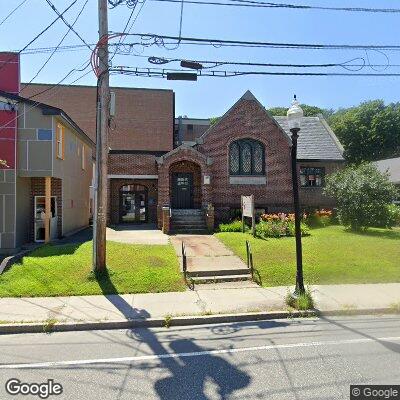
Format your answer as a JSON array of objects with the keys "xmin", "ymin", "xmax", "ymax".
[{"xmin": 119, "ymin": 184, "xmax": 148, "ymax": 223}]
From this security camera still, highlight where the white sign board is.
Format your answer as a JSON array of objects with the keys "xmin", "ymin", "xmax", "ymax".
[
  {"xmin": 203, "ymin": 175, "xmax": 210, "ymax": 185},
  {"xmin": 241, "ymin": 195, "xmax": 254, "ymax": 218}
]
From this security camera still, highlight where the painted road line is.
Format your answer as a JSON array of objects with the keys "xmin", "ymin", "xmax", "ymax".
[{"xmin": 0, "ymin": 336, "xmax": 399, "ymax": 369}]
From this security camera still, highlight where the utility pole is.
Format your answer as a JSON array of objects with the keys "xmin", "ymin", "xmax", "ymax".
[{"xmin": 93, "ymin": 0, "xmax": 109, "ymax": 272}]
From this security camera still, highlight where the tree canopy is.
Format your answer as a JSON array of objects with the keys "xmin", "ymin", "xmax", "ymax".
[{"xmin": 328, "ymin": 100, "xmax": 400, "ymax": 164}]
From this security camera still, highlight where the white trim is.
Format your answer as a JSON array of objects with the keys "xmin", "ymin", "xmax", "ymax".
[{"xmin": 107, "ymin": 174, "xmax": 158, "ymax": 179}]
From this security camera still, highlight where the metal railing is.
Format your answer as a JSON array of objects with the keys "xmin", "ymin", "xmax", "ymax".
[
  {"xmin": 246, "ymin": 240, "xmax": 254, "ymax": 278},
  {"xmin": 181, "ymin": 241, "xmax": 187, "ymax": 278}
]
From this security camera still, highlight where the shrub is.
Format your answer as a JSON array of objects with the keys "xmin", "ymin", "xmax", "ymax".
[
  {"xmin": 218, "ymin": 220, "xmax": 244, "ymax": 232},
  {"xmin": 324, "ymin": 163, "xmax": 399, "ymax": 230},
  {"xmin": 383, "ymin": 204, "xmax": 400, "ymax": 227}
]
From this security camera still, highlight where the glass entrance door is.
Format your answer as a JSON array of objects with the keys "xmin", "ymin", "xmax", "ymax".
[{"xmin": 120, "ymin": 190, "xmax": 147, "ymax": 223}]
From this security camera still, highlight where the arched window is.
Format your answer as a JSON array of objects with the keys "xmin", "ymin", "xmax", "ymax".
[{"xmin": 229, "ymin": 139, "xmax": 265, "ymax": 176}]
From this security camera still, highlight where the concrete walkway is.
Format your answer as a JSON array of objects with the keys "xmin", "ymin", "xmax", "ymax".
[
  {"xmin": 0, "ymin": 283, "xmax": 399, "ymax": 325},
  {"xmin": 106, "ymin": 224, "xmax": 169, "ymax": 245},
  {"xmin": 170, "ymin": 234, "xmax": 248, "ymax": 274}
]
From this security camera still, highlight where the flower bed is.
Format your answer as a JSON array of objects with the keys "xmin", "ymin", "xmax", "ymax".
[{"xmin": 257, "ymin": 213, "xmax": 309, "ymax": 238}]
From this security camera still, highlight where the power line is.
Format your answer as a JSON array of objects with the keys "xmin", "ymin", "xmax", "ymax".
[
  {"xmin": 147, "ymin": 55, "xmax": 370, "ymax": 71},
  {"xmin": 118, "ymin": 32, "xmax": 400, "ymax": 51},
  {"xmin": 112, "ymin": 65, "xmax": 400, "ymax": 77},
  {"xmin": 44, "ymin": 0, "xmax": 92, "ymax": 50},
  {"xmin": 0, "ymin": 60, "xmax": 92, "ymax": 131},
  {"xmin": 21, "ymin": 0, "xmax": 90, "ymax": 93},
  {"xmin": 0, "ymin": 0, "xmax": 29, "ymax": 27},
  {"xmin": 147, "ymin": 0, "xmax": 400, "ymax": 13},
  {"xmin": 0, "ymin": 0, "xmax": 79, "ymax": 74}
]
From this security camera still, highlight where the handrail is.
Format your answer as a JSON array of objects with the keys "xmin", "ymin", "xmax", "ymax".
[
  {"xmin": 246, "ymin": 240, "xmax": 254, "ymax": 278},
  {"xmin": 181, "ymin": 241, "xmax": 187, "ymax": 278}
]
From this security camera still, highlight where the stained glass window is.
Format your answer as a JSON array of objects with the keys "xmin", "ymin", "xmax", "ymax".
[
  {"xmin": 229, "ymin": 139, "xmax": 265, "ymax": 176},
  {"xmin": 230, "ymin": 142, "xmax": 240, "ymax": 174}
]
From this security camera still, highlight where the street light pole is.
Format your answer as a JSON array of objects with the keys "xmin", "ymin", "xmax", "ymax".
[{"xmin": 287, "ymin": 96, "xmax": 305, "ymax": 295}]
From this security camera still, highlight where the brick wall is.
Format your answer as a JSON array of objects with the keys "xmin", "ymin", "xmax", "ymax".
[
  {"xmin": 198, "ymin": 98, "xmax": 293, "ymax": 222},
  {"xmin": 23, "ymin": 85, "xmax": 174, "ymax": 151},
  {"xmin": 298, "ymin": 161, "xmax": 343, "ymax": 209},
  {"xmin": 30, "ymin": 177, "xmax": 62, "ymax": 240},
  {"xmin": 108, "ymin": 153, "xmax": 158, "ymax": 175}
]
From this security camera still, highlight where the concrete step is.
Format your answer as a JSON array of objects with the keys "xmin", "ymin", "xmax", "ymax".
[
  {"xmin": 171, "ymin": 228, "xmax": 209, "ymax": 234},
  {"xmin": 193, "ymin": 280, "xmax": 260, "ymax": 289},
  {"xmin": 187, "ymin": 268, "xmax": 250, "ymax": 277},
  {"xmin": 172, "ymin": 209, "xmax": 204, "ymax": 216},
  {"xmin": 172, "ymin": 223, "xmax": 207, "ymax": 229},
  {"xmin": 172, "ymin": 217, "xmax": 206, "ymax": 222},
  {"xmin": 189, "ymin": 274, "xmax": 253, "ymax": 284}
]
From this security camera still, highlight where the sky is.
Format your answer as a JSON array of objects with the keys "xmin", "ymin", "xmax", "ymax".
[{"xmin": 1, "ymin": 0, "xmax": 400, "ymax": 117}]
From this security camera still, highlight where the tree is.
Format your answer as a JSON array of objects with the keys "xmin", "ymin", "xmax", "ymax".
[
  {"xmin": 268, "ymin": 104, "xmax": 327, "ymax": 117},
  {"xmin": 328, "ymin": 100, "xmax": 400, "ymax": 163},
  {"xmin": 324, "ymin": 163, "xmax": 398, "ymax": 231}
]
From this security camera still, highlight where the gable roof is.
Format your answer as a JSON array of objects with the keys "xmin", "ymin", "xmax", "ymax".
[
  {"xmin": 273, "ymin": 115, "xmax": 344, "ymax": 161},
  {"xmin": 0, "ymin": 90, "xmax": 95, "ymax": 148},
  {"xmin": 198, "ymin": 90, "xmax": 291, "ymax": 146},
  {"xmin": 374, "ymin": 157, "xmax": 400, "ymax": 184},
  {"xmin": 198, "ymin": 90, "xmax": 344, "ymax": 161}
]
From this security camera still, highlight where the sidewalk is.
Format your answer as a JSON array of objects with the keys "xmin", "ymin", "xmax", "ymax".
[{"xmin": 0, "ymin": 283, "xmax": 399, "ymax": 327}]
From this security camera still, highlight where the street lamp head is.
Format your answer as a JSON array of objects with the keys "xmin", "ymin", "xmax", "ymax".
[{"xmin": 287, "ymin": 94, "xmax": 304, "ymax": 131}]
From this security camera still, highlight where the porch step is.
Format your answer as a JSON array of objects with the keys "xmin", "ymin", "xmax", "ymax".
[
  {"xmin": 187, "ymin": 268, "xmax": 250, "ymax": 277},
  {"xmin": 189, "ymin": 274, "xmax": 253, "ymax": 284},
  {"xmin": 171, "ymin": 208, "xmax": 207, "ymax": 234},
  {"xmin": 172, "ymin": 209, "xmax": 204, "ymax": 216},
  {"xmin": 171, "ymin": 228, "xmax": 208, "ymax": 234}
]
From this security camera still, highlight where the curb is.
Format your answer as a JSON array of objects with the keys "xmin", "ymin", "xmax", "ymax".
[{"xmin": 0, "ymin": 308, "xmax": 398, "ymax": 334}]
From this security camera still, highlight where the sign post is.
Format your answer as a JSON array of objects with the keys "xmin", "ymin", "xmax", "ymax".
[{"xmin": 241, "ymin": 195, "xmax": 256, "ymax": 237}]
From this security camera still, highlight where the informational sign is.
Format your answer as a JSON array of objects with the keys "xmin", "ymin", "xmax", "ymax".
[
  {"xmin": 241, "ymin": 195, "xmax": 256, "ymax": 236},
  {"xmin": 203, "ymin": 175, "xmax": 210, "ymax": 185},
  {"xmin": 241, "ymin": 195, "xmax": 253, "ymax": 217}
]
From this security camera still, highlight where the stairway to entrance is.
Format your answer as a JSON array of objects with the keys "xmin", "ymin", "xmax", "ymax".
[
  {"xmin": 170, "ymin": 209, "xmax": 208, "ymax": 234},
  {"xmin": 170, "ymin": 234, "xmax": 256, "ymax": 285}
]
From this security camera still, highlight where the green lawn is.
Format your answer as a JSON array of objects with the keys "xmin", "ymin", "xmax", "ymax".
[
  {"xmin": 0, "ymin": 241, "xmax": 185, "ymax": 297},
  {"xmin": 216, "ymin": 225, "xmax": 400, "ymax": 287}
]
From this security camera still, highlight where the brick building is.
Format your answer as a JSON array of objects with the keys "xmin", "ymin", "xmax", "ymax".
[{"xmin": 24, "ymin": 84, "xmax": 345, "ymax": 234}]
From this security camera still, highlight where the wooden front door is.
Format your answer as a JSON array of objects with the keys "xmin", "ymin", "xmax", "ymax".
[{"xmin": 172, "ymin": 173, "xmax": 194, "ymax": 209}]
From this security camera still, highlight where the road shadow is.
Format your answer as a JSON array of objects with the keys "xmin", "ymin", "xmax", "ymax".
[{"xmin": 97, "ymin": 269, "xmax": 252, "ymax": 399}]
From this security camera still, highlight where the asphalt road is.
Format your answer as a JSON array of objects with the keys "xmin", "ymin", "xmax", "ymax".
[{"xmin": 0, "ymin": 315, "xmax": 399, "ymax": 399}]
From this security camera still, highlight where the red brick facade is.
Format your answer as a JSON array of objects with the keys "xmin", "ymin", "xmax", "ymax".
[{"xmin": 107, "ymin": 94, "xmax": 344, "ymax": 229}]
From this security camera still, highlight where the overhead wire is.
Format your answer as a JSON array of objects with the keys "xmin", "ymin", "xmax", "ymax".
[
  {"xmin": 145, "ymin": 0, "xmax": 400, "ymax": 13},
  {"xmin": 20, "ymin": 0, "xmax": 90, "ymax": 93},
  {"xmin": 0, "ymin": 0, "xmax": 79, "ymax": 75},
  {"xmin": 0, "ymin": 0, "xmax": 29, "ymax": 27},
  {"xmin": 44, "ymin": 0, "xmax": 93, "ymax": 50}
]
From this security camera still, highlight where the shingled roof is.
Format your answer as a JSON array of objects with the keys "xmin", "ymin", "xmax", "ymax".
[{"xmin": 273, "ymin": 115, "xmax": 344, "ymax": 161}]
